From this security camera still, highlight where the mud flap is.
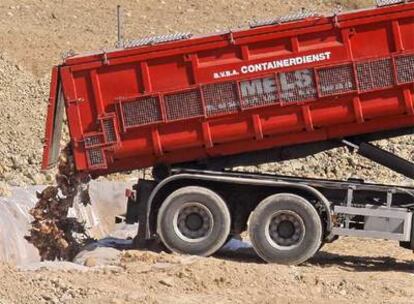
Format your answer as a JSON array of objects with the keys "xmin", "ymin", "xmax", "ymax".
[
  {"xmin": 42, "ymin": 66, "xmax": 65, "ymax": 170},
  {"xmin": 400, "ymin": 212, "xmax": 414, "ymax": 250},
  {"xmin": 127, "ymin": 179, "xmax": 157, "ymax": 240}
]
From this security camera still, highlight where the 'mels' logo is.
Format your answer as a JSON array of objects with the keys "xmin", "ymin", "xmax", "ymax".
[{"xmin": 240, "ymin": 69, "xmax": 316, "ymax": 106}]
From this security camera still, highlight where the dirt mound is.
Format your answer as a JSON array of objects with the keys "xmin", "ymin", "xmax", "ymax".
[{"xmin": 0, "ymin": 53, "xmax": 50, "ymax": 186}]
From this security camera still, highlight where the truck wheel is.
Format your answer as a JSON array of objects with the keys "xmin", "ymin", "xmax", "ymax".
[
  {"xmin": 157, "ymin": 186, "xmax": 231, "ymax": 256},
  {"xmin": 248, "ymin": 193, "xmax": 322, "ymax": 265}
]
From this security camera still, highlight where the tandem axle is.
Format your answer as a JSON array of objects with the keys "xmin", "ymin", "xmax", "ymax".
[{"xmin": 122, "ymin": 167, "xmax": 414, "ymax": 265}]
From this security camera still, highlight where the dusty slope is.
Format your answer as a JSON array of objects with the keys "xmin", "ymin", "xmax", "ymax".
[
  {"xmin": 0, "ymin": 54, "xmax": 50, "ymax": 187},
  {"xmin": 0, "ymin": 0, "xmax": 372, "ymax": 77}
]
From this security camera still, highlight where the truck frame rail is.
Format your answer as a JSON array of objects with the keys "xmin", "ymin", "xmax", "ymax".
[{"xmin": 129, "ymin": 166, "xmax": 414, "ymax": 248}]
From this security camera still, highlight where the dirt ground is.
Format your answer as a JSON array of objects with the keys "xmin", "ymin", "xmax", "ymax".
[
  {"xmin": 0, "ymin": 0, "xmax": 372, "ymax": 77},
  {"xmin": 0, "ymin": 0, "xmax": 413, "ymax": 303},
  {"xmin": 1, "ymin": 237, "xmax": 413, "ymax": 304}
]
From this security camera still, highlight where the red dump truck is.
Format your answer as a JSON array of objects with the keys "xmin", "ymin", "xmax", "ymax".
[{"xmin": 42, "ymin": 0, "xmax": 414, "ymax": 264}]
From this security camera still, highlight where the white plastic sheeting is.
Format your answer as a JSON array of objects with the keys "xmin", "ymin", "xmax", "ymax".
[{"xmin": 0, "ymin": 180, "xmax": 133, "ymax": 265}]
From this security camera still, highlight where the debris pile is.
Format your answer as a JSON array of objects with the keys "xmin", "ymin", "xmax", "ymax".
[{"xmin": 25, "ymin": 146, "xmax": 91, "ymax": 261}]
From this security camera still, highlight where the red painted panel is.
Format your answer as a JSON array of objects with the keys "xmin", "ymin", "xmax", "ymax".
[
  {"xmin": 298, "ymin": 30, "xmax": 343, "ymax": 52},
  {"xmin": 98, "ymin": 64, "xmax": 143, "ymax": 103},
  {"xmin": 247, "ymin": 38, "xmax": 292, "ymax": 59},
  {"xmin": 72, "ymin": 71, "xmax": 98, "ymax": 131},
  {"xmin": 148, "ymin": 56, "xmax": 193, "ymax": 90},
  {"xmin": 198, "ymin": 45, "xmax": 244, "ymax": 65},
  {"xmin": 351, "ymin": 22, "xmax": 396, "ymax": 58},
  {"xmin": 311, "ymin": 100, "xmax": 354, "ymax": 128},
  {"xmin": 360, "ymin": 90, "xmax": 405, "ymax": 119},
  {"xmin": 399, "ymin": 17, "xmax": 414, "ymax": 50}
]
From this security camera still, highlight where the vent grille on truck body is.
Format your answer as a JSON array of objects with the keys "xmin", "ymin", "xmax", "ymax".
[
  {"xmin": 84, "ymin": 134, "xmax": 104, "ymax": 148},
  {"xmin": 249, "ymin": 11, "xmax": 318, "ymax": 28},
  {"xmin": 86, "ymin": 148, "xmax": 106, "ymax": 169},
  {"xmin": 116, "ymin": 52, "xmax": 414, "ymax": 130},
  {"xmin": 396, "ymin": 54, "xmax": 414, "ymax": 84},
  {"xmin": 123, "ymin": 32, "xmax": 193, "ymax": 48},
  {"xmin": 202, "ymin": 82, "xmax": 240, "ymax": 116},
  {"xmin": 240, "ymin": 76, "xmax": 279, "ymax": 109},
  {"xmin": 357, "ymin": 59, "xmax": 395, "ymax": 92},
  {"xmin": 121, "ymin": 96, "xmax": 162, "ymax": 128},
  {"xmin": 102, "ymin": 118, "xmax": 117, "ymax": 143},
  {"xmin": 376, "ymin": 0, "xmax": 406, "ymax": 7},
  {"xmin": 165, "ymin": 89, "xmax": 204, "ymax": 120},
  {"xmin": 318, "ymin": 64, "xmax": 356, "ymax": 96},
  {"xmin": 279, "ymin": 69, "xmax": 318, "ymax": 104}
]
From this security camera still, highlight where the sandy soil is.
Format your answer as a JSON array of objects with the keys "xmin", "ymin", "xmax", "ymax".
[
  {"xmin": 0, "ymin": 237, "xmax": 413, "ymax": 304},
  {"xmin": 0, "ymin": 1, "xmax": 413, "ymax": 303},
  {"xmin": 0, "ymin": 0, "xmax": 372, "ymax": 77}
]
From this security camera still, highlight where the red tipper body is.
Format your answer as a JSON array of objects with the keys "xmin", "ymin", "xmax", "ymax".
[{"xmin": 43, "ymin": 2, "xmax": 414, "ymax": 176}]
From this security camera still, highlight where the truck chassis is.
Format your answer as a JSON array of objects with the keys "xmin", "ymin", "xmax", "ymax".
[{"xmin": 125, "ymin": 142, "xmax": 414, "ymax": 264}]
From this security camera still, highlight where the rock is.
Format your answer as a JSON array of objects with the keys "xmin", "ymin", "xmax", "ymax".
[
  {"xmin": 0, "ymin": 181, "xmax": 11, "ymax": 197},
  {"xmin": 73, "ymin": 246, "xmax": 121, "ymax": 267},
  {"xmin": 159, "ymin": 277, "xmax": 174, "ymax": 287},
  {"xmin": 84, "ymin": 257, "xmax": 97, "ymax": 267},
  {"xmin": 10, "ymin": 156, "xmax": 23, "ymax": 170}
]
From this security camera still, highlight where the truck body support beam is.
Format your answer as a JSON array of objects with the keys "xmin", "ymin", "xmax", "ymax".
[{"xmin": 343, "ymin": 140, "xmax": 414, "ymax": 180}]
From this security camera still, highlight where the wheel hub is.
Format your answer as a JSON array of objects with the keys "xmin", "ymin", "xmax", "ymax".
[
  {"xmin": 267, "ymin": 211, "xmax": 305, "ymax": 248},
  {"xmin": 185, "ymin": 213, "xmax": 204, "ymax": 231},
  {"xmin": 277, "ymin": 220, "xmax": 295, "ymax": 238},
  {"xmin": 175, "ymin": 203, "xmax": 213, "ymax": 241}
]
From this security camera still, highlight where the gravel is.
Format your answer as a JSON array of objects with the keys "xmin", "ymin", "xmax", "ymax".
[
  {"xmin": 0, "ymin": 53, "xmax": 51, "ymax": 186},
  {"xmin": 238, "ymin": 137, "xmax": 414, "ymax": 186}
]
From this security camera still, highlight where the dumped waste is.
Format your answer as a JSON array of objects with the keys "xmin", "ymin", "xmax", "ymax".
[{"xmin": 25, "ymin": 145, "xmax": 92, "ymax": 261}]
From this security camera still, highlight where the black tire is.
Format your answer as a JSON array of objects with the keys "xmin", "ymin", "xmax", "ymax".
[
  {"xmin": 248, "ymin": 193, "xmax": 322, "ymax": 265},
  {"xmin": 157, "ymin": 186, "xmax": 231, "ymax": 256}
]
